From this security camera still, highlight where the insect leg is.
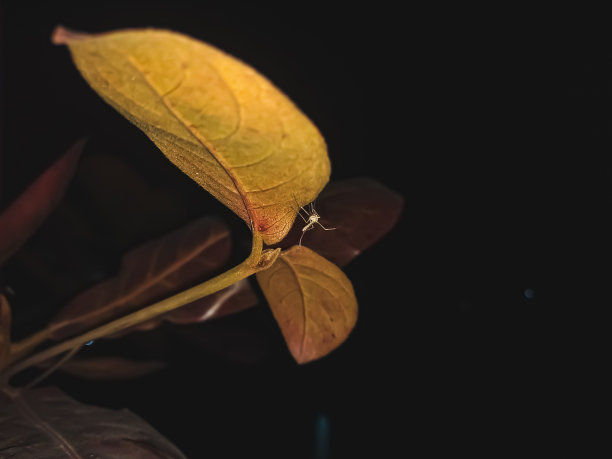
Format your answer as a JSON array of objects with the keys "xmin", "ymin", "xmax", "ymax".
[
  {"xmin": 299, "ymin": 222, "xmax": 314, "ymax": 245},
  {"xmin": 297, "ymin": 209, "xmax": 308, "ymax": 223},
  {"xmin": 316, "ymin": 221, "xmax": 336, "ymax": 231}
]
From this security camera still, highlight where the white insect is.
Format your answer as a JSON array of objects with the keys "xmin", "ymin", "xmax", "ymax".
[{"xmin": 297, "ymin": 201, "xmax": 336, "ymax": 246}]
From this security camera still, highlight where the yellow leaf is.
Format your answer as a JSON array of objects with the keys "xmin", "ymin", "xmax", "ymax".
[
  {"xmin": 0, "ymin": 295, "xmax": 11, "ymax": 368},
  {"xmin": 53, "ymin": 27, "xmax": 330, "ymax": 245},
  {"xmin": 256, "ymin": 246, "xmax": 357, "ymax": 363}
]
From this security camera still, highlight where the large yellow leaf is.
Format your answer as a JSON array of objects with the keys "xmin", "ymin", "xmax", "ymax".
[
  {"xmin": 53, "ymin": 27, "xmax": 330, "ymax": 244},
  {"xmin": 256, "ymin": 246, "xmax": 357, "ymax": 363}
]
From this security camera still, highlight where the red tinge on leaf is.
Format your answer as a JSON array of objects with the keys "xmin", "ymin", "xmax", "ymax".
[
  {"xmin": 0, "ymin": 139, "xmax": 86, "ymax": 265},
  {"xmin": 51, "ymin": 25, "xmax": 89, "ymax": 44}
]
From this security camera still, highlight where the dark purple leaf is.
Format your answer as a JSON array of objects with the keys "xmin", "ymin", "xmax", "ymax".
[
  {"xmin": 174, "ymin": 311, "xmax": 276, "ymax": 366},
  {"xmin": 0, "ymin": 386, "xmax": 186, "ymax": 457}
]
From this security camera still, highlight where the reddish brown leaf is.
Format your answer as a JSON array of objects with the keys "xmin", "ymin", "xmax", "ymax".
[
  {"xmin": 0, "ymin": 387, "xmax": 186, "ymax": 457},
  {"xmin": 49, "ymin": 216, "xmax": 231, "ymax": 340},
  {"xmin": 39, "ymin": 356, "xmax": 166, "ymax": 380},
  {"xmin": 274, "ymin": 177, "xmax": 404, "ymax": 266},
  {"xmin": 0, "ymin": 295, "xmax": 11, "ymax": 367},
  {"xmin": 174, "ymin": 313, "xmax": 275, "ymax": 366},
  {"xmin": 0, "ymin": 139, "xmax": 85, "ymax": 265},
  {"xmin": 256, "ymin": 245, "xmax": 358, "ymax": 364}
]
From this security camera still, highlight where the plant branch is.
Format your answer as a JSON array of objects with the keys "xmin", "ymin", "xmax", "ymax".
[
  {"xmin": 9, "ymin": 328, "xmax": 53, "ymax": 364},
  {"xmin": 3, "ymin": 231, "xmax": 278, "ymax": 383},
  {"xmin": 24, "ymin": 344, "xmax": 82, "ymax": 389}
]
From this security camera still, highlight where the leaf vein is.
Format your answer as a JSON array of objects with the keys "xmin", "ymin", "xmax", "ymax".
[
  {"xmin": 124, "ymin": 55, "xmax": 255, "ymax": 229},
  {"xmin": 279, "ymin": 257, "xmax": 308, "ymax": 357}
]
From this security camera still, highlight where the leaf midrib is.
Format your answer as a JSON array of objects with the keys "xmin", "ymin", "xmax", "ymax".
[
  {"xmin": 124, "ymin": 53, "xmax": 255, "ymax": 229},
  {"xmin": 8, "ymin": 390, "xmax": 83, "ymax": 458},
  {"xmin": 279, "ymin": 256, "xmax": 308, "ymax": 358}
]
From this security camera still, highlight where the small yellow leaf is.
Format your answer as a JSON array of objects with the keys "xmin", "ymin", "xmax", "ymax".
[
  {"xmin": 53, "ymin": 27, "xmax": 330, "ymax": 244},
  {"xmin": 256, "ymin": 246, "xmax": 357, "ymax": 363},
  {"xmin": 0, "ymin": 295, "xmax": 11, "ymax": 367}
]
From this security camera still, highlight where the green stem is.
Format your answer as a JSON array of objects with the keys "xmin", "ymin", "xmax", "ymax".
[
  {"xmin": 3, "ymin": 231, "xmax": 277, "ymax": 384},
  {"xmin": 9, "ymin": 328, "xmax": 52, "ymax": 363}
]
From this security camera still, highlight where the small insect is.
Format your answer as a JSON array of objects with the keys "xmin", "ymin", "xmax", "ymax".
[{"xmin": 297, "ymin": 200, "xmax": 336, "ymax": 245}]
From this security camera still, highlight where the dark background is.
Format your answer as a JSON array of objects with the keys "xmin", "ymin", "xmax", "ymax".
[{"xmin": 0, "ymin": 2, "xmax": 606, "ymax": 457}]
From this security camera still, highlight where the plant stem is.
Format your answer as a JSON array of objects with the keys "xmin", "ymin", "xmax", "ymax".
[
  {"xmin": 24, "ymin": 345, "xmax": 81, "ymax": 389},
  {"xmin": 3, "ymin": 231, "xmax": 277, "ymax": 383},
  {"xmin": 9, "ymin": 328, "xmax": 52, "ymax": 363}
]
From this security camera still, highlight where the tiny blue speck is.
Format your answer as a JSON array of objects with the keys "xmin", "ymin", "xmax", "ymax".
[
  {"xmin": 85, "ymin": 340, "xmax": 94, "ymax": 346},
  {"xmin": 524, "ymin": 288, "xmax": 535, "ymax": 299}
]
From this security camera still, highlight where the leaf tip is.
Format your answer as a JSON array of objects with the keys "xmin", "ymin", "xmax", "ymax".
[
  {"xmin": 69, "ymin": 137, "xmax": 89, "ymax": 158},
  {"xmin": 55, "ymin": 137, "xmax": 87, "ymax": 184},
  {"xmin": 51, "ymin": 26, "xmax": 87, "ymax": 45}
]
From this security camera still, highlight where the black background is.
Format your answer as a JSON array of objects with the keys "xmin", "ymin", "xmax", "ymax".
[{"xmin": 0, "ymin": 2, "xmax": 607, "ymax": 457}]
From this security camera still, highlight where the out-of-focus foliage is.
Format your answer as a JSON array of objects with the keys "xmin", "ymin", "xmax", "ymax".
[
  {"xmin": 0, "ymin": 387, "xmax": 186, "ymax": 457},
  {"xmin": 49, "ymin": 217, "xmax": 231, "ymax": 340},
  {"xmin": 0, "ymin": 139, "xmax": 85, "ymax": 265}
]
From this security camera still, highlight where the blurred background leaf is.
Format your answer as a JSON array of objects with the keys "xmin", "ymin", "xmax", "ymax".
[
  {"xmin": 0, "ymin": 139, "xmax": 85, "ymax": 265},
  {"xmin": 49, "ymin": 216, "xmax": 232, "ymax": 340},
  {"xmin": 274, "ymin": 177, "xmax": 404, "ymax": 266},
  {"xmin": 0, "ymin": 295, "xmax": 10, "ymax": 367},
  {"xmin": 39, "ymin": 356, "xmax": 166, "ymax": 380},
  {"xmin": 0, "ymin": 386, "xmax": 186, "ymax": 457}
]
